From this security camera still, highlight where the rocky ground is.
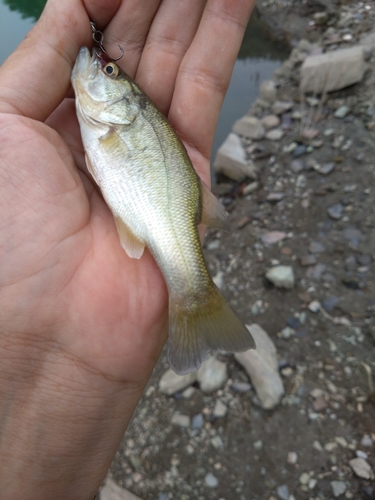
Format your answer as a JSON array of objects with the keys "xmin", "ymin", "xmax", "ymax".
[{"xmin": 102, "ymin": 2, "xmax": 375, "ymax": 499}]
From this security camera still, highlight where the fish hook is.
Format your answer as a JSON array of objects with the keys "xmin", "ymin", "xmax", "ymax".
[{"xmin": 90, "ymin": 21, "xmax": 124, "ymax": 62}]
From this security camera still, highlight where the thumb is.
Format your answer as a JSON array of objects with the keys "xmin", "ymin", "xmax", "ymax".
[{"xmin": 0, "ymin": 0, "xmax": 105, "ymax": 121}]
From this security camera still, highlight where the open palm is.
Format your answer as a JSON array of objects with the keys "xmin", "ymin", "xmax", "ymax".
[{"xmin": 0, "ymin": 0, "xmax": 255, "ymax": 498}]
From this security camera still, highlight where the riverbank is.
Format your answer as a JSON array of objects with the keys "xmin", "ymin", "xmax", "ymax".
[{"xmin": 106, "ymin": 2, "xmax": 375, "ymax": 499}]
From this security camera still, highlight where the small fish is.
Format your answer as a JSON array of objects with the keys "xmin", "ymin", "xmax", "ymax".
[{"xmin": 71, "ymin": 47, "xmax": 254, "ymax": 374}]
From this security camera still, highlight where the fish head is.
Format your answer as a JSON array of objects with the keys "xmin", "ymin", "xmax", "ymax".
[{"xmin": 71, "ymin": 47, "xmax": 140, "ymax": 126}]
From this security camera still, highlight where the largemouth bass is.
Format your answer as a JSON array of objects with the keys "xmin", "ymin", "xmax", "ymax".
[{"xmin": 71, "ymin": 47, "xmax": 254, "ymax": 374}]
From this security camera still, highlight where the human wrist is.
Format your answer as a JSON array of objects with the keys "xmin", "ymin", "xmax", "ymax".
[{"xmin": 0, "ymin": 340, "xmax": 139, "ymax": 500}]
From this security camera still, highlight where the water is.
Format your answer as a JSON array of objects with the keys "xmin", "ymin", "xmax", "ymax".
[{"xmin": 0, "ymin": 1, "xmax": 289, "ymax": 158}]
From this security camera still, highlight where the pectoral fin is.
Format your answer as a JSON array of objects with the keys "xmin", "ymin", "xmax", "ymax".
[
  {"xmin": 199, "ymin": 179, "xmax": 230, "ymax": 231},
  {"xmin": 114, "ymin": 216, "xmax": 145, "ymax": 259}
]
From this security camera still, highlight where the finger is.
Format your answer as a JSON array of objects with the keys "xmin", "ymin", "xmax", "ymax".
[
  {"xmin": 169, "ymin": 0, "xmax": 256, "ymax": 161},
  {"xmin": 101, "ymin": 0, "xmax": 162, "ymax": 79},
  {"xmin": 134, "ymin": 0, "xmax": 206, "ymax": 115},
  {"xmin": 0, "ymin": 0, "xmax": 117, "ymax": 120}
]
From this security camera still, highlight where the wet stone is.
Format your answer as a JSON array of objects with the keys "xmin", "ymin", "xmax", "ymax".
[{"xmin": 327, "ymin": 203, "xmax": 344, "ymax": 220}]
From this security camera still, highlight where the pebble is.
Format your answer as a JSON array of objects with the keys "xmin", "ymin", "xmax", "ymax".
[
  {"xmin": 261, "ymin": 114, "xmax": 280, "ymax": 130},
  {"xmin": 293, "ymin": 145, "xmax": 307, "ymax": 157},
  {"xmin": 272, "ymin": 101, "xmax": 294, "ymax": 115},
  {"xmin": 204, "ymin": 473, "xmax": 219, "ymax": 488},
  {"xmin": 159, "ymin": 369, "xmax": 197, "ymax": 395},
  {"xmin": 243, "ymin": 181, "xmax": 259, "ymax": 195},
  {"xmin": 309, "ymin": 241, "xmax": 325, "ymax": 253},
  {"xmin": 197, "ymin": 357, "xmax": 228, "ymax": 393},
  {"xmin": 266, "ymin": 129, "xmax": 284, "ymax": 141},
  {"xmin": 260, "ymin": 231, "xmax": 287, "ymax": 245},
  {"xmin": 300, "ymin": 254, "xmax": 317, "ymax": 266},
  {"xmin": 191, "ymin": 413, "xmax": 204, "ymax": 430},
  {"xmin": 287, "ymin": 451, "xmax": 298, "ymax": 464},
  {"xmin": 299, "ymin": 472, "xmax": 310, "ymax": 485},
  {"xmin": 334, "ymin": 105, "xmax": 350, "ymax": 118},
  {"xmin": 276, "ymin": 484, "xmax": 289, "ymax": 500},
  {"xmin": 230, "ymin": 381, "xmax": 252, "ymax": 393},
  {"xmin": 331, "ymin": 480, "xmax": 347, "ymax": 497},
  {"xmin": 360, "ymin": 435, "xmax": 373, "ymax": 447},
  {"xmin": 266, "ymin": 265, "xmax": 295, "ymax": 289},
  {"xmin": 266, "ymin": 192, "xmax": 285, "ymax": 202},
  {"xmin": 322, "ymin": 296, "xmax": 339, "ymax": 312},
  {"xmin": 212, "ymin": 399, "xmax": 228, "ymax": 419},
  {"xmin": 320, "ymin": 162, "xmax": 335, "ymax": 175},
  {"xmin": 327, "ymin": 203, "xmax": 344, "ymax": 220},
  {"xmin": 349, "ymin": 457, "xmax": 374, "ymax": 479},
  {"xmin": 290, "ymin": 159, "xmax": 304, "ymax": 173},
  {"xmin": 171, "ymin": 413, "xmax": 191, "ymax": 428},
  {"xmin": 280, "ymin": 327, "xmax": 295, "ymax": 339}
]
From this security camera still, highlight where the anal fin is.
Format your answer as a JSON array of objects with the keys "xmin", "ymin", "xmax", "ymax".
[
  {"xmin": 114, "ymin": 216, "xmax": 145, "ymax": 259},
  {"xmin": 199, "ymin": 179, "xmax": 229, "ymax": 231}
]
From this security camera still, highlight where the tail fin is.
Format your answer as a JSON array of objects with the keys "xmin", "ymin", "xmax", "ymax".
[{"xmin": 167, "ymin": 285, "xmax": 255, "ymax": 375}]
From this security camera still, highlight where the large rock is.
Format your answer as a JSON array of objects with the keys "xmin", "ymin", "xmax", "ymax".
[
  {"xmin": 197, "ymin": 356, "xmax": 228, "ymax": 393},
  {"xmin": 300, "ymin": 46, "xmax": 366, "ymax": 93},
  {"xmin": 159, "ymin": 369, "xmax": 197, "ymax": 395},
  {"xmin": 213, "ymin": 133, "xmax": 256, "ymax": 181},
  {"xmin": 232, "ymin": 116, "xmax": 265, "ymax": 140},
  {"xmin": 235, "ymin": 324, "xmax": 284, "ymax": 409}
]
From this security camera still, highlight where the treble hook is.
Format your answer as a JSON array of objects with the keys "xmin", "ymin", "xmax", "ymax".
[{"xmin": 90, "ymin": 22, "xmax": 124, "ymax": 62}]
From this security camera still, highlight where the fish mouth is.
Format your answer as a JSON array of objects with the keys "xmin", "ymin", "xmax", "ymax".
[{"xmin": 71, "ymin": 47, "xmax": 100, "ymax": 87}]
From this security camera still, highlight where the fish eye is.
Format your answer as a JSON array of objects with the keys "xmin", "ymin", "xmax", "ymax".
[{"xmin": 103, "ymin": 63, "xmax": 119, "ymax": 77}]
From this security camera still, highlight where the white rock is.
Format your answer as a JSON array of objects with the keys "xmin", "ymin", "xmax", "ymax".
[
  {"xmin": 272, "ymin": 101, "xmax": 293, "ymax": 115},
  {"xmin": 349, "ymin": 457, "xmax": 374, "ymax": 479},
  {"xmin": 266, "ymin": 265, "xmax": 295, "ymax": 289},
  {"xmin": 235, "ymin": 324, "xmax": 285, "ymax": 410},
  {"xmin": 300, "ymin": 46, "xmax": 366, "ymax": 93},
  {"xmin": 232, "ymin": 115, "xmax": 265, "ymax": 140},
  {"xmin": 159, "ymin": 369, "xmax": 197, "ymax": 395},
  {"xmin": 213, "ymin": 133, "xmax": 257, "ymax": 182},
  {"xmin": 197, "ymin": 357, "xmax": 228, "ymax": 393},
  {"xmin": 100, "ymin": 478, "xmax": 142, "ymax": 500},
  {"xmin": 260, "ymin": 80, "xmax": 277, "ymax": 103}
]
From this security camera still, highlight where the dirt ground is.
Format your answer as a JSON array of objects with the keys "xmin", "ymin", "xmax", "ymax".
[{"xmin": 108, "ymin": 2, "xmax": 375, "ymax": 499}]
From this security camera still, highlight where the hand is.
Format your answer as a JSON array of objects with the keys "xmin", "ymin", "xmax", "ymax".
[{"xmin": 0, "ymin": 0, "xmax": 255, "ymax": 498}]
